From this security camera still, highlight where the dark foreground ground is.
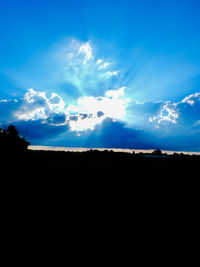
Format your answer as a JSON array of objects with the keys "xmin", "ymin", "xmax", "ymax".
[
  {"xmin": 2, "ymin": 149, "xmax": 200, "ymax": 250},
  {"xmin": 2, "ymin": 149, "xmax": 200, "ymax": 193}
]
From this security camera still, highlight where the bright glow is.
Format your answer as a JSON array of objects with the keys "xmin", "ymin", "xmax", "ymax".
[
  {"xmin": 66, "ymin": 87, "xmax": 130, "ymax": 131},
  {"xmin": 59, "ymin": 39, "xmax": 122, "ymax": 97},
  {"xmin": 105, "ymin": 86, "xmax": 125, "ymax": 98},
  {"xmin": 13, "ymin": 86, "xmax": 129, "ymax": 131},
  {"xmin": 78, "ymin": 41, "xmax": 93, "ymax": 64},
  {"xmin": 69, "ymin": 115, "xmax": 104, "ymax": 132}
]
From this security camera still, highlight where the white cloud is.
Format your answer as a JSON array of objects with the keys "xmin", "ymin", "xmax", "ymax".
[
  {"xmin": 104, "ymin": 71, "xmax": 118, "ymax": 77},
  {"xmin": 68, "ymin": 87, "xmax": 129, "ymax": 119},
  {"xmin": 13, "ymin": 86, "xmax": 200, "ymax": 136},
  {"xmin": 182, "ymin": 93, "xmax": 200, "ymax": 105},
  {"xmin": 149, "ymin": 102, "xmax": 178, "ymax": 125},
  {"xmin": 67, "ymin": 87, "xmax": 130, "ymax": 131},
  {"xmin": 48, "ymin": 93, "xmax": 66, "ymax": 110},
  {"xmin": 13, "ymin": 87, "xmax": 129, "ymax": 132},
  {"xmin": 98, "ymin": 62, "xmax": 110, "ymax": 70},
  {"xmin": 149, "ymin": 92, "xmax": 200, "ymax": 130},
  {"xmin": 0, "ymin": 99, "xmax": 18, "ymax": 103},
  {"xmin": 78, "ymin": 41, "xmax": 93, "ymax": 65},
  {"xmin": 14, "ymin": 89, "xmax": 68, "ymax": 125},
  {"xmin": 60, "ymin": 39, "xmax": 121, "ymax": 95},
  {"xmin": 105, "ymin": 86, "xmax": 125, "ymax": 98},
  {"xmin": 65, "ymin": 40, "xmax": 94, "ymax": 69},
  {"xmin": 69, "ymin": 115, "xmax": 104, "ymax": 132},
  {"xmin": 96, "ymin": 59, "xmax": 103, "ymax": 65}
]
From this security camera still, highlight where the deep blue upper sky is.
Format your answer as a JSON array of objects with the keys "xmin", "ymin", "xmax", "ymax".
[
  {"xmin": 0, "ymin": 0, "xmax": 200, "ymax": 150},
  {"xmin": 1, "ymin": 0, "xmax": 200, "ymax": 64}
]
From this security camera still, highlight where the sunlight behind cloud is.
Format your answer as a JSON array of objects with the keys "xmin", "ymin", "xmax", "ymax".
[
  {"xmin": 67, "ymin": 86, "xmax": 130, "ymax": 131},
  {"xmin": 62, "ymin": 39, "xmax": 121, "ymax": 97},
  {"xmin": 13, "ymin": 86, "xmax": 129, "ymax": 132},
  {"xmin": 4, "ymin": 37, "xmax": 200, "ymax": 147},
  {"xmin": 78, "ymin": 41, "xmax": 93, "ymax": 64}
]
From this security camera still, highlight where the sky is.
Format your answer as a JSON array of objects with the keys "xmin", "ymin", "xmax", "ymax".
[{"xmin": 0, "ymin": 0, "xmax": 200, "ymax": 150}]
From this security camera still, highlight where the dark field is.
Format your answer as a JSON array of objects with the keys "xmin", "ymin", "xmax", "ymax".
[
  {"xmin": 2, "ymin": 149, "xmax": 200, "ymax": 192},
  {"xmin": 2, "ymin": 149, "xmax": 200, "ymax": 250}
]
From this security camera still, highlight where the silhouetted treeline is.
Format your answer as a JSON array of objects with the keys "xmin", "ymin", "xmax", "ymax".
[
  {"xmin": 1, "ymin": 128, "xmax": 199, "ymax": 250},
  {"xmin": 4, "ymin": 147, "xmax": 200, "ymax": 194},
  {"xmin": 1, "ymin": 125, "xmax": 200, "ymax": 193},
  {"xmin": 0, "ymin": 124, "xmax": 29, "ymax": 155}
]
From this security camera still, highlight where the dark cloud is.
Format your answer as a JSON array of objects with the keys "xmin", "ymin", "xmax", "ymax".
[
  {"xmin": 46, "ymin": 113, "xmax": 66, "ymax": 125},
  {"xmin": 97, "ymin": 111, "xmax": 104, "ymax": 117},
  {"xmin": 88, "ymin": 118, "xmax": 155, "ymax": 149},
  {"xmin": 12, "ymin": 116, "xmax": 200, "ymax": 150},
  {"xmin": 69, "ymin": 115, "xmax": 78, "ymax": 121},
  {"xmin": 79, "ymin": 113, "xmax": 88, "ymax": 120},
  {"xmin": 14, "ymin": 120, "xmax": 69, "ymax": 144},
  {"xmin": 51, "ymin": 118, "xmax": 155, "ymax": 149}
]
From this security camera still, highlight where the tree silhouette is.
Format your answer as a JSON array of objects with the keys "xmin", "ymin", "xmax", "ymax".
[
  {"xmin": 152, "ymin": 149, "xmax": 162, "ymax": 156},
  {"xmin": 7, "ymin": 125, "xmax": 19, "ymax": 138},
  {"xmin": 0, "ymin": 124, "xmax": 30, "ymax": 154}
]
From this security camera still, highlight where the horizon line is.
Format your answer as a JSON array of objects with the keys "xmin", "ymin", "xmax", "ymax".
[{"xmin": 28, "ymin": 145, "xmax": 200, "ymax": 155}]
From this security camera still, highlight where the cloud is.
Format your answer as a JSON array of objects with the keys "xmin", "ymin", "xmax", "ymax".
[
  {"xmin": 105, "ymin": 86, "xmax": 125, "ymax": 98},
  {"xmin": 2, "ymin": 85, "xmax": 200, "ymax": 137},
  {"xmin": 104, "ymin": 71, "xmax": 118, "ymax": 78},
  {"xmin": 1, "ymin": 86, "xmax": 129, "ymax": 133},
  {"xmin": 149, "ymin": 93, "xmax": 200, "ymax": 134},
  {"xmin": 63, "ymin": 39, "xmax": 121, "ymax": 96},
  {"xmin": 2, "ymin": 37, "xmax": 200, "ymax": 150},
  {"xmin": 85, "ymin": 118, "xmax": 153, "ymax": 149},
  {"xmin": 2, "ymin": 86, "xmax": 200, "ymax": 139},
  {"xmin": 182, "ymin": 93, "xmax": 200, "ymax": 105},
  {"xmin": 124, "ymin": 100, "xmax": 163, "ymax": 127},
  {"xmin": 68, "ymin": 115, "xmax": 105, "ymax": 132},
  {"xmin": 66, "ymin": 87, "xmax": 130, "ymax": 131},
  {"xmin": 14, "ymin": 120, "xmax": 68, "ymax": 144},
  {"xmin": 149, "ymin": 102, "xmax": 178, "ymax": 125},
  {"xmin": 78, "ymin": 41, "xmax": 93, "ymax": 64},
  {"xmin": 14, "ymin": 89, "xmax": 68, "ymax": 125},
  {"xmin": 8, "ymin": 38, "xmax": 122, "ymax": 99},
  {"xmin": 98, "ymin": 62, "xmax": 110, "ymax": 70},
  {"xmin": 50, "ymin": 118, "xmax": 155, "ymax": 149},
  {"xmin": 66, "ymin": 40, "xmax": 94, "ymax": 68},
  {"xmin": 96, "ymin": 59, "xmax": 103, "ymax": 65},
  {"xmin": 2, "ymin": 87, "xmax": 200, "ymax": 150}
]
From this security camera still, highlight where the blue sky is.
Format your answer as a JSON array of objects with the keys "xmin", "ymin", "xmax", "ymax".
[{"xmin": 1, "ymin": 0, "xmax": 200, "ymax": 150}]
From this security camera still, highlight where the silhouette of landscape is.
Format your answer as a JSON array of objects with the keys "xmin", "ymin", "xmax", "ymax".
[
  {"xmin": 1, "ymin": 125, "xmax": 200, "ymax": 194},
  {"xmin": 2, "ymin": 124, "xmax": 200, "ymax": 250}
]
